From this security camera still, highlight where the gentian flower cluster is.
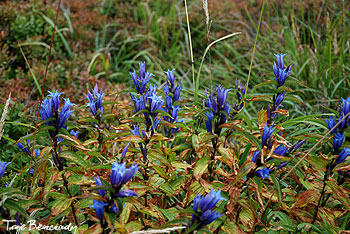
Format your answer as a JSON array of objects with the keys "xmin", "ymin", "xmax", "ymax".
[
  {"xmin": 0, "ymin": 161, "xmax": 10, "ymax": 178},
  {"xmin": 163, "ymin": 69, "xmax": 181, "ymax": 136},
  {"xmin": 129, "ymin": 62, "xmax": 166, "ymax": 161},
  {"xmin": 92, "ymin": 162, "xmax": 138, "ymax": 219},
  {"xmin": 191, "ymin": 189, "xmax": 225, "ymax": 227},
  {"xmin": 325, "ymin": 96, "xmax": 350, "ymax": 167},
  {"xmin": 86, "ymin": 84, "xmax": 104, "ymax": 120},
  {"xmin": 252, "ymin": 53, "xmax": 308, "ymax": 179},
  {"xmin": 40, "ymin": 91, "xmax": 75, "ymax": 138},
  {"xmin": 204, "ymin": 86, "xmax": 231, "ymax": 135}
]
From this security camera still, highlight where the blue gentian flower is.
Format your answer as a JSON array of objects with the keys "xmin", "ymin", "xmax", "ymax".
[
  {"xmin": 205, "ymin": 111, "xmax": 214, "ymax": 133},
  {"xmin": 165, "ymin": 69, "xmax": 176, "ymax": 92},
  {"xmin": 274, "ymin": 91, "xmax": 285, "ymax": 107},
  {"xmin": 338, "ymin": 113, "xmax": 347, "ymax": 131},
  {"xmin": 90, "ymin": 200, "xmax": 107, "ymax": 220},
  {"xmin": 174, "ymin": 84, "xmax": 181, "ymax": 101},
  {"xmin": 57, "ymin": 98, "xmax": 75, "ymax": 129},
  {"xmin": 17, "ymin": 142, "xmax": 30, "ymax": 155},
  {"xmin": 274, "ymin": 53, "xmax": 286, "ymax": 69},
  {"xmin": 276, "ymin": 161, "xmax": 289, "ymax": 170},
  {"xmin": 148, "ymin": 93, "xmax": 164, "ymax": 113},
  {"xmin": 262, "ymin": 124, "xmax": 275, "ymax": 146},
  {"xmin": 255, "ymin": 168, "xmax": 270, "ymax": 179},
  {"xmin": 94, "ymin": 176, "xmax": 106, "ymax": 197},
  {"xmin": 130, "ymin": 62, "xmax": 153, "ymax": 94},
  {"xmin": 335, "ymin": 148, "xmax": 350, "ymax": 165},
  {"xmin": 219, "ymin": 101, "xmax": 231, "ymax": 125},
  {"xmin": 342, "ymin": 97, "xmax": 350, "ymax": 118},
  {"xmin": 130, "ymin": 94, "xmax": 147, "ymax": 114},
  {"xmin": 287, "ymin": 138, "xmax": 308, "ymax": 153},
  {"xmin": 110, "ymin": 203, "xmax": 118, "ymax": 213},
  {"xmin": 70, "ymin": 130, "xmax": 79, "ymax": 138},
  {"xmin": 48, "ymin": 90, "xmax": 63, "ymax": 111},
  {"xmin": 192, "ymin": 189, "xmax": 225, "ymax": 226},
  {"xmin": 326, "ymin": 116, "xmax": 337, "ymax": 134},
  {"xmin": 274, "ymin": 67, "xmax": 291, "ymax": 87},
  {"xmin": 216, "ymin": 86, "xmax": 232, "ymax": 108},
  {"xmin": 110, "ymin": 162, "xmax": 139, "ymax": 189},
  {"xmin": 0, "ymin": 161, "xmax": 10, "ymax": 178},
  {"xmin": 87, "ymin": 85, "xmax": 104, "ymax": 117},
  {"xmin": 274, "ymin": 145, "xmax": 288, "ymax": 156},
  {"xmin": 333, "ymin": 132, "xmax": 345, "ymax": 153},
  {"xmin": 130, "ymin": 125, "xmax": 142, "ymax": 138},
  {"xmin": 252, "ymin": 150, "xmax": 260, "ymax": 163},
  {"xmin": 144, "ymin": 85, "xmax": 157, "ymax": 100},
  {"xmin": 121, "ymin": 143, "xmax": 130, "ymax": 159},
  {"xmin": 116, "ymin": 189, "xmax": 138, "ymax": 197},
  {"xmin": 165, "ymin": 95, "xmax": 173, "ymax": 112},
  {"xmin": 40, "ymin": 93, "xmax": 76, "ymax": 137}
]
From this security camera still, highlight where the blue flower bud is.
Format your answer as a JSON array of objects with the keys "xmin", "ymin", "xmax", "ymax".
[
  {"xmin": 255, "ymin": 168, "xmax": 270, "ymax": 179},
  {"xmin": 335, "ymin": 148, "xmax": 350, "ymax": 165},
  {"xmin": 90, "ymin": 200, "xmax": 107, "ymax": 220},
  {"xmin": 116, "ymin": 189, "xmax": 138, "ymax": 197},
  {"xmin": 262, "ymin": 124, "xmax": 275, "ymax": 146},
  {"xmin": 274, "ymin": 91, "xmax": 285, "ymax": 107},
  {"xmin": 216, "ymin": 86, "xmax": 232, "ymax": 108},
  {"xmin": 252, "ymin": 150, "xmax": 260, "ymax": 163},
  {"xmin": 274, "ymin": 145, "xmax": 288, "ymax": 156},
  {"xmin": 174, "ymin": 84, "xmax": 181, "ymax": 101},
  {"xmin": 0, "ymin": 161, "xmax": 10, "ymax": 178},
  {"xmin": 17, "ymin": 142, "xmax": 30, "ymax": 155},
  {"xmin": 94, "ymin": 176, "xmax": 106, "ymax": 197},
  {"xmin": 121, "ymin": 143, "xmax": 130, "ymax": 159},
  {"xmin": 326, "ymin": 116, "xmax": 337, "ymax": 134},
  {"xmin": 165, "ymin": 69, "xmax": 176, "ymax": 92},
  {"xmin": 205, "ymin": 111, "xmax": 214, "ymax": 133},
  {"xmin": 333, "ymin": 132, "xmax": 345, "ymax": 153}
]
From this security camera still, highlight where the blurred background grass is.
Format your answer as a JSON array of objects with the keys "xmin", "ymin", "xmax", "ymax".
[{"xmin": 0, "ymin": 0, "xmax": 349, "ymax": 112}]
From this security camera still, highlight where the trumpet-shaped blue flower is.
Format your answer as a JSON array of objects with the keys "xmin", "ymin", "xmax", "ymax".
[
  {"xmin": 174, "ymin": 84, "xmax": 181, "ymax": 101},
  {"xmin": 58, "ymin": 98, "xmax": 75, "ymax": 129},
  {"xmin": 148, "ymin": 93, "xmax": 164, "ymax": 113},
  {"xmin": 192, "ymin": 189, "xmax": 225, "ymax": 225},
  {"xmin": 274, "ymin": 145, "xmax": 288, "ymax": 156},
  {"xmin": 274, "ymin": 67, "xmax": 291, "ymax": 87},
  {"xmin": 274, "ymin": 53, "xmax": 287, "ymax": 69},
  {"xmin": 255, "ymin": 168, "xmax": 270, "ymax": 179},
  {"xmin": 90, "ymin": 200, "xmax": 107, "ymax": 220},
  {"xmin": 165, "ymin": 69, "xmax": 176, "ymax": 92},
  {"xmin": 338, "ymin": 113, "xmax": 347, "ymax": 131},
  {"xmin": 333, "ymin": 132, "xmax": 345, "ymax": 153},
  {"xmin": 121, "ymin": 143, "xmax": 130, "ymax": 159},
  {"xmin": 130, "ymin": 94, "xmax": 147, "ymax": 114},
  {"xmin": 335, "ymin": 148, "xmax": 350, "ymax": 165},
  {"xmin": 216, "ymin": 86, "xmax": 232, "ymax": 108},
  {"xmin": 252, "ymin": 150, "xmax": 260, "ymax": 163},
  {"xmin": 48, "ymin": 90, "xmax": 63, "ymax": 111},
  {"xmin": 262, "ymin": 124, "xmax": 275, "ymax": 146},
  {"xmin": 110, "ymin": 162, "xmax": 139, "ymax": 189},
  {"xmin": 342, "ymin": 97, "xmax": 350, "ymax": 118},
  {"xmin": 0, "ymin": 161, "xmax": 10, "ymax": 178},
  {"xmin": 87, "ymin": 85, "xmax": 104, "ymax": 117},
  {"xmin": 130, "ymin": 62, "xmax": 153, "ymax": 94},
  {"xmin": 94, "ymin": 176, "xmax": 106, "ymax": 197},
  {"xmin": 205, "ymin": 111, "xmax": 214, "ymax": 133},
  {"xmin": 274, "ymin": 91, "xmax": 285, "ymax": 107},
  {"xmin": 326, "ymin": 116, "xmax": 337, "ymax": 134},
  {"xmin": 70, "ymin": 130, "xmax": 79, "ymax": 138},
  {"xmin": 17, "ymin": 142, "xmax": 30, "ymax": 155}
]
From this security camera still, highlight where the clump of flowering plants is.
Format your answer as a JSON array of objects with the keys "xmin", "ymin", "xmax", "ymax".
[{"xmin": 1, "ymin": 53, "xmax": 350, "ymax": 234}]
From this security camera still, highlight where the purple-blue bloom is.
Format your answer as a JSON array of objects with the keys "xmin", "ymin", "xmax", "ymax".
[
  {"xmin": 192, "ymin": 189, "xmax": 225, "ymax": 225},
  {"xmin": 205, "ymin": 111, "xmax": 214, "ymax": 133},
  {"xmin": 48, "ymin": 90, "xmax": 63, "ymax": 111},
  {"xmin": 326, "ymin": 116, "xmax": 337, "ymax": 134},
  {"xmin": 262, "ymin": 124, "xmax": 275, "ymax": 146},
  {"xmin": 94, "ymin": 176, "xmax": 106, "ymax": 197},
  {"xmin": 130, "ymin": 62, "xmax": 153, "ymax": 94},
  {"xmin": 333, "ymin": 132, "xmax": 345, "ymax": 153},
  {"xmin": 274, "ymin": 91, "xmax": 285, "ymax": 107},
  {"xmin": 335, "ymin": 148, "xmax": 350, "ymax": 165},
  {"xmin": 86, "ymin": 85, "xmax": 104, "ymax": 117},
  {"xmin": 148, "ymin": 93, "xmax": 164, "ymax": 113},
  {"xmin": 338, "ymin": 113, "xmax": 346, "ymax": 131},
  {"xmin": 17, "ymin": 142, "xmax": 30, "ymax": 155},
  {"xmin": 116, "ymin": 189, "xmax": 138, "ymax": 197},
  {"xmin": 70, "ymin": 130, "xmax": 79, "ymax": 138},
  {"xmin": 216, "ymin": 86, "xmax": 232, "ymax": 108},
  {"xmin": 255, "ymin": 168, "xmax": 270, "ymax": 179},
  {"xmin": 274, "ymin": 145, "xmax": 288, "ymax": 156},
  {"xmin": 110, "ymin": 162, "xmax": 139, "ymax": 189},
  {"xmin": 57, "ymin": 98, "xmax": 75, "ymax": 129},
  {"xmin": 165, "ymin": 69, "xmax": 176, "ymax": 92},
  {"xmin": 0, "ymin": 161, "xmax": 10, "ymax": 178},
  {"xmin": 90, "ymin": 200, "xmax": 107, "ymax": 220},
  {"xmin": 252, "ymin": 150, "xmax": 260, "ymax": 163},
  {"xmin": 342, "ymin": 97, "xmax": 350, "ymax": 118},
  {"xmin": 288, "ymin": 138, "xmax": 309, "ymax": 153},
  {"xmin": 121, "ymin": 142, "xmax": 130, "ymax": 159},
  {"xmin": 275, "ymin": 53, "xmax": 287, "ymax": 69}
]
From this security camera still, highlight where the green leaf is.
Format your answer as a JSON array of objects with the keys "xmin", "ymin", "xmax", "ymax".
[
  {"xmin": 270, "ymin": 174, "xmax": 282, "ymax": 204},
  {"xmin": 60, "ymin": 151, "xmax": 91, "ymax": 169},
  {"xmin": 193, "ymin": 156, "xmax": 210, "ymax": 180}
]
